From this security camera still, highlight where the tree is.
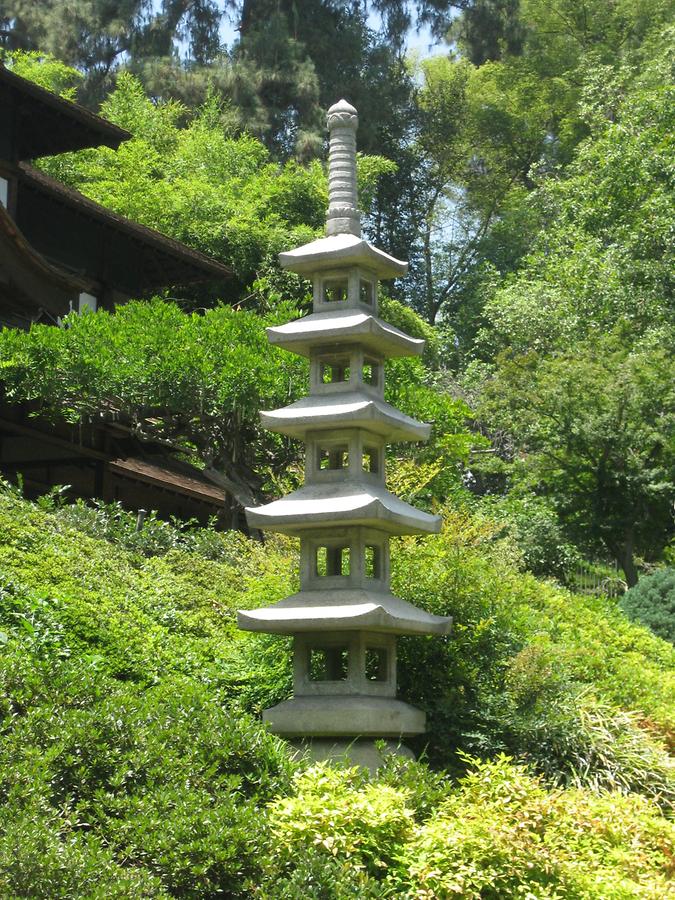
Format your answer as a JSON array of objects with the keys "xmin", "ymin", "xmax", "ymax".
[
  {"xmin": 475, "ymin": 50, "xmax": 674, "ymax": 360},
  {"xmin": 0, "ymin": 297, "xmax": 473, "ymax": 505},
  {"xmin": 479, "ymin": 337, "xmax": 675, "ymax": 586},
  {"xmin": 30, "ymin": 66, "xmax": 327, "ymax": 303},
  {"xmin": 0, "ymin": 0, "xmax": 223, "ymax": 104}
]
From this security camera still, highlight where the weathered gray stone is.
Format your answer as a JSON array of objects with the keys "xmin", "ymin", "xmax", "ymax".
[
  {"xmin": 263, "ymin": 696, "xmax": 426, "ymax": 737},
  {"xmin": 237, "ymin": 589, "xmax": 452, "ymax": 635},
  {"xmin": 238, "ymin": 100, "xmax": 451, "ymax": 754},
  {"xmin": 261, "ymin": 393, "xmax": 430, "ymax": 442},
  {"xmin": 279, "ymin": 233, "xmax": 407, "ymax": 279},
  {"xmin": 267, "ymin": 308, "xmax": 424, "ymax": 358},
  {"xmin": 245, "ymin": 478, "xmax": 442, "ymax": 535}
]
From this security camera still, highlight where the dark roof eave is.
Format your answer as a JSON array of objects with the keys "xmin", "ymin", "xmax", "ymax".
[
  {"xmin": 19, "ymin": 164, "xmax": 233, "ymax": 285},
  {"xmin": 0, "ymin": 63, "xmax": 131, "ymax": 158}
]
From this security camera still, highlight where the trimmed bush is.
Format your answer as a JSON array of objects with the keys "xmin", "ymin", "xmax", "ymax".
[{"xmin": 620, "ymin": 567, "xmax": 675, "ymax": 644}]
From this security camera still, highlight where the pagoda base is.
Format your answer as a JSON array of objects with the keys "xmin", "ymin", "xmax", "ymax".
[
  {"xmin": 263, "ymin": 695, "xmax": 425, "ymax": 737},
  {"xmin": 289, "ymin": 738, "xmax": 415, "ymax": 773}
]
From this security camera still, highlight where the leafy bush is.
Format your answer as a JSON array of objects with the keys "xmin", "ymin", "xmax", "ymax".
[
  {"xmin": 54, "ymin": 498, "xmax": 243, "ymax": 561},
  {"xmin": 621, "ymin": 568, "xmax": 675, "ymax": 644},
  {"xmin": 261, "ymin": 764, "xmax": 413, "ymax": 891},
  {"xmin": 481, "ymin": 494, "xmax": 580, "ymax": 582},
  {"xmin": 0, "ymin": 489, "xmax": 673, "ymax": 895},
  {"xmin": 257, "ymin": 756, "xmax": 674, "ymax": 898},
  {"xmin": 0, "ymin": 572, "xmax": 295, "ymax": 896},
  {"xmin": 404, "ymin": 755, "xmax": 675, "ymax": 899},
  {"xmin": 392, "ymin": 508, "xmax": 675, "ymax": 770}
]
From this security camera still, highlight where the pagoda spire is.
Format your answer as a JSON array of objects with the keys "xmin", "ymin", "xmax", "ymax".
[
  {"xmin": 325, "ymin": 99, "xmax": 361, "ymax": 237},
  {"xmin": 238, "ymin": 100, "xmax": 451, "ymax": 769}
]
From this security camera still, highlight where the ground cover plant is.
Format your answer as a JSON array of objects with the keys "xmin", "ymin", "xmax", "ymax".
[{"xmin": 0, "ymin": 485, "xmax": 673, "ymax": 896}]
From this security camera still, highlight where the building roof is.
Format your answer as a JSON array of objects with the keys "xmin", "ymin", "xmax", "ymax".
[
  {"xmin": 109, "ymin": 456, "xmax": 228, "ymax": 505},
  {"xmin": 0, "ymin": 63, "xmax": 131, "ymax": 159},
  {"xmin": 0, "ymin": 201, "xmax": 92, "ymax": 320},
  {"xmin": 18, "ymin": 164, "xmax": 232, "ymax": 288}
]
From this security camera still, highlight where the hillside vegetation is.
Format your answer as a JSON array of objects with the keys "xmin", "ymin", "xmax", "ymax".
[
  {"xmin": 0, "ymin": 4, "xmax": 673, "ymax": 895},
  {"xmin": 1, "ymin": 486, "xmax": 673, "ymax": 896}
]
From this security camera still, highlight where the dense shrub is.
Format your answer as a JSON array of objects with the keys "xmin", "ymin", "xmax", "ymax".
[
  {"xmin": 0, "ymin": 489, "xmax": 673, "ymax": 895},
  {"xmin": 0, "ymin": 582, "xmax": 294, "ymax": 896},
  {"xmin": 404, "ymin": 755, "xmax": 675, "ymax": 899},
  {"xmin": 393, "ymin": 509, "xmax": 675, "ymax": 765},
  {"xmin": 257, "ymin": 756, "xmax": 674, "ymax": 898},
  {"xmin": 620, "ymin": 568, "xmax": 675, "ymax": 644},
  {"xmin": 481, "ymin": 494, "xmax": 580, "ymax": 582}
]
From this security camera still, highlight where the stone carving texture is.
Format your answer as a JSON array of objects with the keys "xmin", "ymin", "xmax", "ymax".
[
  {"xmin": 238, "ymin": 100, "xmax": 451, "ymax": 760},
  {"xmin": 325, "ymin": 100, "xmax": 360, "ymax": 236}
]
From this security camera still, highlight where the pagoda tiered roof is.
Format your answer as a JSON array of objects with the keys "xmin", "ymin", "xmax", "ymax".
[
  {"xmin": 267, "ymin": 308, "xmax": 423, "ymax": 358},
  {"xmin": 279, "ymin": 232, "xmax": 407, "ymax": 279},
  {"xmin": 238, "ymin": 588, "xmax": 452, "ymax": 635},
  {"xmin": 261, "ymin": 392, "xmax": 430, "ymax": 441},
  {"xmin": 246, "ymin": 479, "xmax": 442, "ymax": 535}
]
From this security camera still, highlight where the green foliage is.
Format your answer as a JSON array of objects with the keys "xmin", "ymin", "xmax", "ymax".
[
  {"xmin": 392, "ymin": 508, "xmax": 675, "ymax": 770},
  {"xmin": 262, "ymin": 764, "xmax": 413, "ymax": 888},
  {"xmin": 478, "ymin": 58, "xmax": 674, "ymax": 357},
  {"xmin": 479, "ymin": 336, "xmax": 675, "ymax": 585},
  {"xmin": 5, "ymin": 50, "xmax": 82, "ymax": 98},
  {"xmin": 0, "ymin": 299, "xmax": 306, "ymax": 488},
  {"xmin": 0, "ymin": 488, "xmax": 673, "ymax": 894},
  {"xmin": 54, "ymin": 498, "xmax": 240, "ymax": 560},
  {"xmin": 404, "ymin": 754, "xmax": 675, "ymax": 899},
  {"xmin": 621, "ymin": 568, "xmax": 675, "ymax": 644},
  {"xmin": 39, "ymin": 72, "xmax": 326, "ymax": 298},
  {"xmin": 258, "ymin": 755, "xmax": 674, "ymax": 898},
  {"xmin": 0, "ymin": 295, "xmax": 475, "ymax": 504},
  {"xmin": 26, "ymin": 68, "xmax": 397, "ymax": 306},
  {"xmin": 481, "ymin": 494, "xmax": 580, "ymax": 582}
]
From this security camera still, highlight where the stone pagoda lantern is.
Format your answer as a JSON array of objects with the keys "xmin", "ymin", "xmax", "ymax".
[{"xmin": 238, "ymin": 100, "xmax": 451, "ymax": 765}]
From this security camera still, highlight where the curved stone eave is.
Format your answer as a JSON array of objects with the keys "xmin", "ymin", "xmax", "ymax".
[
  {"xmin": 245, "ymin": 482, "xmax": 442, "ymax": 536},
  {"xmin": 260, "ymin": 394, "xmax": 431, "ymax": 443},
  {"xmin": 266, "ymin": 310, "xmax": 424, "ymax": 359},
  {"xmin": 279, "ymin": 233, "xmax": 408, "ymax": 280},
  {"xmin": 238, "ymin": 589, "xmax": 452, "ymax": 636}
]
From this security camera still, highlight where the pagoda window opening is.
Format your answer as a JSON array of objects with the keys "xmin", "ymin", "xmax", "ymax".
[
  {"xmin": 309, "ymin": 646, "xmax": 349, "ymax": 681},
  {"xmin": 364, "ymin": 545, "xmax": 381, "ymax": 579},
  {"xmin": 362, "ymin": 359, "xmax": 379, "ymax": 386},
  {"xmin": 316, "ymin": 545, "xmax": 350, "ymax": 576},
  {"xmin": 365, "ymin": 647, "xmax": 388, "ymax": 682},
  {"xmin": 318, "ymin": 445, "xmax": 349, "ymax": 470},
  {"xmin": 323, "ymin": 279, "xmax": 348, "ymax": 303},
  {"xmin": 320, "ymin": 359, "xmax": 351, "ymax": 383},
  {"xmin": 362, "ymin": 446, "xmax": 380, "ymax": 474},
  {"xmin": 359, "ymin": 279, "xmax": 374, "ymax": 305}
]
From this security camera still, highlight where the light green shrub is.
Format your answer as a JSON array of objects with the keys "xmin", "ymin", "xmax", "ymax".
[
  {"xmin": 405, "ymin": 755, "xmax": 675, "ymax": 899},
  {"xmin": 260, "ymin": 764, "xmax": 413, "ymax": 892}
]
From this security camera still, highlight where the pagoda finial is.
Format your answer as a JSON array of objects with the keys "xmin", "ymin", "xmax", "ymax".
[{"xmin": 326, "ymin": 99, "xmax": 360, "ymax": 238}]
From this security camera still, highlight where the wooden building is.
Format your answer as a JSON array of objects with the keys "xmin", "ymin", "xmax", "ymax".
[{"xmin": 0, "ymin": 63, "xmax": 237, "ymax": 525}]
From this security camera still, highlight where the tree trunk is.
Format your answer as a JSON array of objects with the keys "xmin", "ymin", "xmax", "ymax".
[{"xmin": 616, "ymin": 528, "xmax": 639, "ymax": 588}]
